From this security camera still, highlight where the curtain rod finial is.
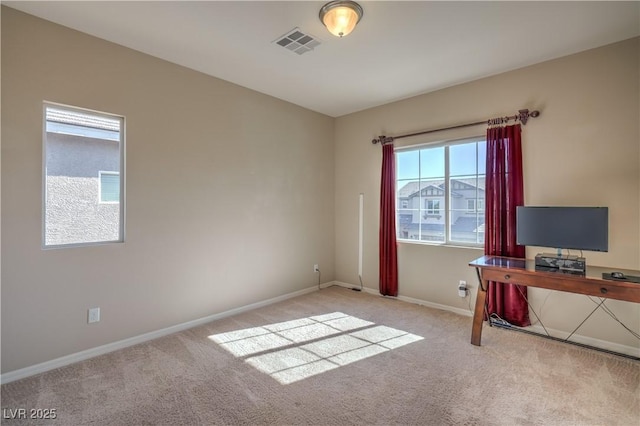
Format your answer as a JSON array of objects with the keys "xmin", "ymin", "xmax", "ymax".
[
  {"xmin": 517, "ymin": 109, "xmax": 541, "ymax": 125},
  {"xmin": 373, "ymin": 135, "xmax": 394, "ymax": 145}
]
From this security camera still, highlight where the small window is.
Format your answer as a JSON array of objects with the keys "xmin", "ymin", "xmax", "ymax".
[
  {"xmin": 426, "ymin": 199, "xmax": 441, "ymax": 215},
  {"xmin": 43, "ymin": 103, "xmax": 125, "ymax": 248},
  {"xmin": 99, "ymin": 172, "xmax": 120, "ymax": 203},
  {"xmin": 467, "ymin": 199, "xmax": 485, "ymax": 212}
]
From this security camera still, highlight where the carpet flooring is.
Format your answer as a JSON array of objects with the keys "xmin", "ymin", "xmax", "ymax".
[{"xmin": 1, "ymin": 286, "xmax": 638, "ymax": 425}]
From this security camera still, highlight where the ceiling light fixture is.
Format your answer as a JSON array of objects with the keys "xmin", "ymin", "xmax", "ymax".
[{"xmin": 319, "ymin": 0, "xmax": 363, "ymax": 38}]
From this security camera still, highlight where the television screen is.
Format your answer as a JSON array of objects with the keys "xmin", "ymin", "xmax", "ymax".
[{"xmin": 516, "ymin": 206, "xmax": 608, "ymax": 252}]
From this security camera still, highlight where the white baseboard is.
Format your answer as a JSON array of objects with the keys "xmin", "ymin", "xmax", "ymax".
[
  {"xmin": 395, "ymin": 293, "xmax": 474, "ymax": 318},
  {"xmin": 332, "ymin": 281, "xmax": 639, "ymax": 358},
  {"xmin": 332, "ymin": 280, "xmax": 473, "ymax": 317},
  {"xmin": 0, "ymin": 285, "xmax": 320, "ymax": 384},
  {"xmin": 328, "ymin": 280, "xmax": 364, "ymax": 291},
  {"xmin": 522, "ymin": 324, "xmax": 640, "ymax": 358}
]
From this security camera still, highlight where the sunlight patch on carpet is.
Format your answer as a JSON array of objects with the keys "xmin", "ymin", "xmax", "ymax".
[{"xmin": 208, "ymin": 312, "xmax": 423, "ymax": 384}]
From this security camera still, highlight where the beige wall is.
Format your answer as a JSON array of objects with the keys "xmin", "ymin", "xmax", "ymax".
[
  {"xmin": 1, "ymin": 8, "xmax": 335, "ymax": 373},
  {"xmin": 335, "ymin": 38, "xmax": 640, "ymax": 351},
  {"xmin": 2, "ymin": 6, "xmax": 639, "ymax": 375}
]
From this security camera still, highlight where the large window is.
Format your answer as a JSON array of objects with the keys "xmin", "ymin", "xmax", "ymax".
[
  {"xmin": 396, "ymin": 138, "xmax": 486, "ymax": 246},
  {"xmin": 43, "ymin": 103, "xmax": 125, "ymax": 247}
]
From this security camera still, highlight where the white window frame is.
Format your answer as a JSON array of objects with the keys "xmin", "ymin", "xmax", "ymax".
[
  {"xmin": 42, "ymin": 102, "xmax": 126, "ymax": 249},
  {"xmin": 395, "ymin": 136, "xmax": 485, "ymax": 247}
]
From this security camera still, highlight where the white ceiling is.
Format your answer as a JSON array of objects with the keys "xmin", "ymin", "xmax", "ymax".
[{"xmin": 5, "ymin": 1, "xmax": 639, "ymax": 117}]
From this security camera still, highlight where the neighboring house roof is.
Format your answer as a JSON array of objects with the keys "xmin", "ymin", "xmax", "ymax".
[
  {"xmin": 454, "ymin": 178, "xmax": 486, "ymax": 191},
  {"xmin": 46, "ymin": 108, "xmax": 120, "ymax": 131},
  {"xmin": 399, "ymin": 178, "xmax": 485, "ymax": 200},
  {"xmin": 397, "ymin": 181, "xmax": 435, "ymax": 198}
]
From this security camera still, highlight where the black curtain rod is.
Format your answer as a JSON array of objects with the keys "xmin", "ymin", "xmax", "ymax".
[{"xmin": 371, "ymin": 109, "xmax": 540, "ymax": 145}]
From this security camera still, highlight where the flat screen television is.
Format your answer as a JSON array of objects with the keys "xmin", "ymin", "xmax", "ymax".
[{"xmin": 516, "ymin": 206, "xmax": 608, "ymax": 252}]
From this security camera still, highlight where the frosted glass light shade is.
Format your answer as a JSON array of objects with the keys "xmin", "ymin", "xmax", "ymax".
[{"xmin": 319, "ymin": 1, "xmax": 363, "ymax": 38}]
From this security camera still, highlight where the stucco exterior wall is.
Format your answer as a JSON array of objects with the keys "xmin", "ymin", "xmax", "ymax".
[{"xmin": 45, "ymin": 132, "xmax": 120, "ymax": 246}]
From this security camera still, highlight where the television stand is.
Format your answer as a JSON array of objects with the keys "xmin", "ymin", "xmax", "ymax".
[{"xmin": 468, "ymin": 255, "xmax": 640, "ymax": 356}]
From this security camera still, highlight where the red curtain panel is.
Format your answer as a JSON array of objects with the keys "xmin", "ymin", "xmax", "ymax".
[
  {"xmin": 379, "ymin": 143, "xmax": 398, "ymax": 297},
  {"xmin": 485, "ymin": 124, "xmax": 530, "ymax": 326}
]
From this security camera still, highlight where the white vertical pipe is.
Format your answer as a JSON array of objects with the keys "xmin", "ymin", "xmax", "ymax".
[{"xmin": 358, "ymin": 193, "xmax": 364, "ymax": 278}]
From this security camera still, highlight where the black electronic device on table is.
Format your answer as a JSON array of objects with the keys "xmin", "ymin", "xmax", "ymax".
[
  {"xmin": 535, "ymin": 253, "xmax": 586, "ymax": 273},
  {"xmin": 602, "ymin": 272, "xmax": 640, "ymax": 284}
]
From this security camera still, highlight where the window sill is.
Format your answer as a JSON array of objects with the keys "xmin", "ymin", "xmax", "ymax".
[{"xmin": 42, "ymin": 240, "xmax": 124, "ymax": 250}]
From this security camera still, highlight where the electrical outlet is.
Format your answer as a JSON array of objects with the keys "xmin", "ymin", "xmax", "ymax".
[
  {"xmin": 458, "ymin": 280, "xmax": 467, "ymax": 298},
  {"xmin": 314, "ymin": 264, "xmax": 320, "ymax": 272},
  {"xmin": 88, "ymin": 307, "xmax": 100, "ymax": 323}
]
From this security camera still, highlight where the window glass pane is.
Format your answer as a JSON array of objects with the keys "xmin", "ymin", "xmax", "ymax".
[
  {"xmin": 419, "ymin": 177, "xmax": 444, "ymax": 243},
  {"xmin": 420, "ymin": 220, "xmax": 445, "ymax": 243},
  {"xmin": 397, "ymin": 179, "xmax": 418, "ymax": 240},
  {"xmin": 44, "ymin": 104, "xmax": 124, "ymax": 247},
  {"xmin": 100, "ymin": 172, "xmax": 120, "ymax": 203},
  {"xmin": 419, "ymin": 147, "xmax": 444, "ymax": 178},
  {"xmin": 476, "ymin": 176, "xmax": 486, "ymax": 244},
  {"xmin": 396, "ymin": 150, "xmax": 419, "ymax": 180},
  {"xmin": 450, "ymin": 210, "xmax": 484, "ymax": 244},
  {"xmin": 478, "ymin": 141, "xmax": 487, "ymax": 174},
  {"xmin": 450, "ymin": 142, "xmax": 478, "ymax": 176},
  {"xmin": 449, "ymin": 174, "xmax": 486, "ymax": 244}
]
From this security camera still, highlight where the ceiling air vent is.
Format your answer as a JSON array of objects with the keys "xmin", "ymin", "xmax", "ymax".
[{"xmin": 274, "ymin": 28, "xmax": 321, "ymax": 55}]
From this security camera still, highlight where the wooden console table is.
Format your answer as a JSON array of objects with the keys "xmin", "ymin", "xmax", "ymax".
[{"xmin": 469, "ymin": 255, "xmax": 640, "ymax": 346}]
